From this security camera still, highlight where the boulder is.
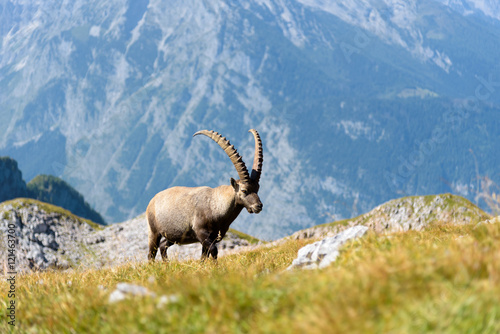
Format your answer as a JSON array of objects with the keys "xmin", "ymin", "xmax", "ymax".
[{"xmin": 288, "ymin": 225, "xmax": 368, "ymax": 270}]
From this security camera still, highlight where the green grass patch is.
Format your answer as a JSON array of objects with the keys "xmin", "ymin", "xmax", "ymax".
[{"xmin": 1, "ymin": 220, "xmax": 499, "ymax": 333}]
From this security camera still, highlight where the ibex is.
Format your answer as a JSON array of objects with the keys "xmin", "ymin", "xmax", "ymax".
[{"xmin": 146, "ymin": 129, "xmax": 263, "ymax": 261}]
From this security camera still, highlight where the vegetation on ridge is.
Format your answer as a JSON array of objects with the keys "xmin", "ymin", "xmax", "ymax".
[
  {"xmin": 0, "ymin": 198, "xmax": 103, "ymax": 230},
  {"xmin": 322, "ymin": 193, "xmax": 491, "ymax": 230},
  {"xmin": 0, "ymin": 156, "xmax": 106, "ymax": 226},
  {"xmin": 27, "ymin": 174, "xmax": 106, "ymax": 225}
]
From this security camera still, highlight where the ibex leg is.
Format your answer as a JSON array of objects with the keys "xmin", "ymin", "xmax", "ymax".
[
  {"xmin": 148, "ymin": 233, "xmax": 161, "ymax": 261},
  {"xmin": 159, "ymin": 238, "xmax": 174, "ymax": 261}
]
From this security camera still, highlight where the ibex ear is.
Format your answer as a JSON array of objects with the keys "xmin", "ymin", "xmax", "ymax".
[{"xmin": 230, "ymin": 178, "xmax": 239, "ymax": 191}]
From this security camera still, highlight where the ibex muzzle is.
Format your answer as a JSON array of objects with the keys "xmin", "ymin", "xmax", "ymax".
[{"xmin": 146, "ymin": 129, "xmax": 264, "ymax": 261}]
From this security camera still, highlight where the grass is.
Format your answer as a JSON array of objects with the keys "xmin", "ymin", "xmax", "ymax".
[{"xmin": 1, "ymin": 218, "xmax": 499, "ymax": 333}]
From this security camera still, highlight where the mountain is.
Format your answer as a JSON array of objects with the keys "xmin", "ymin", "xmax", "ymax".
[
  {"xmin": 0, "ymin": 156, "xmax": 28, "ymax": 202},
  {"xmin": 435, "ymin": 0, "xmax": 500, "ymax": 20},
  {"xmin": 27, "ymin": 174, "xmax": 106, "ymax": 225},
  {"xmin": 0, "ymin": 157, "xmax": 105, "ymax": 225},
  {"xmin": 1, "ymin": 0, "xmax": 500, "ymax": 239}
]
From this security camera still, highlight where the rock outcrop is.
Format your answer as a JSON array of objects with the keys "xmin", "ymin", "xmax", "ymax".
[
  {"xmin": 0, "ymin": 199, "xmax": 99, "ymax": 271},
  {"xmin": 291, "ymin": 194, "xmax": 491, "ymax": 240},
  {"xmin": 0, "ymin": 194, "xmax": 493, "ymax": 274},
  {"xmin": 287, "ymin": 196, "xmax": 495, "ymax": 271},
  {"xmin": 288, "ymin": 226, "xmax": 369, "ymax": 270}
]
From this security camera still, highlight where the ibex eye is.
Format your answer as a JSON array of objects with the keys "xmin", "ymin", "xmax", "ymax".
[{"xmin": 242, "ymin": 189, "xmax": 248, "ymax": 194}]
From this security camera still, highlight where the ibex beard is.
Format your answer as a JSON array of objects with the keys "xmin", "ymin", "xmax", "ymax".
[{"xmin": 146, "ymin": 129, "xmax": 263, "ymax": 261}]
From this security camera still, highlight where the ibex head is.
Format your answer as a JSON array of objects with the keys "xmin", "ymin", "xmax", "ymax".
[{"xmin": 193, "ymin": 129, "xmax": 264, "ymax": 214}]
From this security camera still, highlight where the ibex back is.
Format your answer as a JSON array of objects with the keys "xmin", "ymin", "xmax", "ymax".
[{"xmin": 146, "ymin": 129, "xmax": 263, "ymax": 261}]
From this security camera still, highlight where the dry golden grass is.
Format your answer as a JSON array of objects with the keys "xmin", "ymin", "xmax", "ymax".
[{"xmin": 1, "ymin": 220, "xmax": 499, "ymax": 333}]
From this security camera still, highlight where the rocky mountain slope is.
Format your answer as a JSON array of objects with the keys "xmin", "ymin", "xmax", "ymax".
[
  {"xmin": 85, "ymin": 213, "xmax": 259, "ymax": 268},
  {"xmin": 1, "ymin": 193, "xmax": 493, "ymax": 273},
  {"xmin": 0, "ymin": 198, "xmax": 258, "ymax": 273},
  {"xmin": 1, "ymin": 0, "xmax": 500, "ymax": 239},
  {"xmin": 5, "ymin": 196, "xmax": 499, "ymax": 333},
  {"xmin": 0, "ymin": 199, "xmax": 99, "ymax": 271},
  {"xmin": 290, "ymin": 193, "xmax": 491, "ymax": 239}
]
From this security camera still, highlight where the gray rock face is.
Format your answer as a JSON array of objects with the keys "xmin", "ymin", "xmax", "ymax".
[
  {"xmin": 355, "ymin": 194, "xmax": 490, "ymax": 233},
  {"xmin": 0, "ymin": 201, "xmax": 97, "ymax": 271},
  {"xmin": 288, "ymin": 226, "xmax": 369, "ymax": 270},
  {"xmin": 5, "ymin": 0, "xmax": 500, "ymax": 242}
]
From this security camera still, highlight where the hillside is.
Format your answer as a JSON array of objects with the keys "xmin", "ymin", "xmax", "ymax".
[
  {"xmin": 0, "ymin": 198, "xmax": 100, "ymax": 271},
  {"xmin": 0, "ymin": 193, "xmax": 491, "ymax": 273},
  {"xmin": 2, "ymin": 0, "xmax": 500, "ymax": 239},
  {"xmin": 27, "ymin": 174, "xmax": 106, "ymax": 225},
  {"xmin": 0, "ymin": 157, "xmax": 106, "ymax": 225},
  {"xmin": 291, "ymin": 193, "xmax": 491, "ymax": 239},
  {"xmin": 83, "ymin": 213, "xmax": 260, "ymax": 268},
  {"xmin": 0, "ymin": 198, "xmax": 259, "ymax": 273},
  {"xmin": 1, "ymin": 196, "xmax": 498, "ymax": 332}
]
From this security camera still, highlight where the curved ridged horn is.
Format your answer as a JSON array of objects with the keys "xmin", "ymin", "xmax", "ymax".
[
  {"xmin": 193, "ymin": 130, "xmax": 250, "ymax": 182},
  {"xmin": 248, "ymin": 129, "xmax": 263, "ymax": 183}
]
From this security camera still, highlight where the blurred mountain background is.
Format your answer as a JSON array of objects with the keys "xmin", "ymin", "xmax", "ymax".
[{"xmin": 1, "ymin": 0, "xmax": 499, "ymax": 239}]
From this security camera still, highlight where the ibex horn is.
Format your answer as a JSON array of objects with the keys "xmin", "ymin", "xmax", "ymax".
[
  {"xmin": 248, "ymin": 129, "xmax": 263, "ymax": 183},
  {"xmin": 193, "ymin": 130, "xmax": 250, "ymax": 182}
]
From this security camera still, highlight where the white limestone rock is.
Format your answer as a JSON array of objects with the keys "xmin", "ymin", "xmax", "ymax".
[{"xmin": 288, "ymin": 225, "xmax": 368, "ymax": 270}]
